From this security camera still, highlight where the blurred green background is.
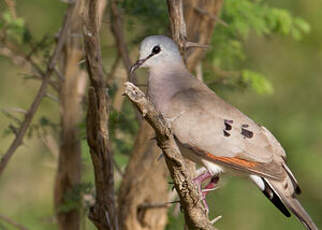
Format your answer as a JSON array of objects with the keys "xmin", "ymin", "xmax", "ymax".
[{"xmin": 0, "ymin": 0, "xmax": 321, "ymax": 229}]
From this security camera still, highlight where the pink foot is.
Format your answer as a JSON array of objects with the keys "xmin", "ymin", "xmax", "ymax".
[{"xmin": 193, "ymin": 172, "xmax": 219, "ymax": 213}]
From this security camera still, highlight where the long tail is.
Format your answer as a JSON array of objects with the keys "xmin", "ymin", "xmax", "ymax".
[
  {"xmin": 250, "ymin": 173, "xmax": 318, "ymax": 230},
  {"xmin": 266, "ymin": 177, "xmax": 318, "ymax": 230}
]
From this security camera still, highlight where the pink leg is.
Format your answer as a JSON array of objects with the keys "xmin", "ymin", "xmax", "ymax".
[
  {"xmin": 202, "ymin": 176, "xmax": 219, "ymax": 196},
  {"xmin": 192, "ymin": 172, "xmax": 219, "ymax": 213},
  {"xmin": 193, "ymin": 171, "xmax": 212, "ymax": 186}
]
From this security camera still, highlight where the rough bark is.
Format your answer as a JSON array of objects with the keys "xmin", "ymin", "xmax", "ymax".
[
  {"xmin": 54, "ymin": 1, "xmax": 85, "ymax": 229},
  {"xmin": 81, "ymin": 0, "xmax": 118, "ymax": 229},
  {"xmin": 118, "ymin": 121, "xmax": 169, "ymax": 230},
  {"xmin": 124, "ymin": 82, "xmax": 215, "ymax": 230}
]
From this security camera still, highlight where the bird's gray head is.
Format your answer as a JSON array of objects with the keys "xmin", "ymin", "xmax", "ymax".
[{"xmin": 130, "ymin": 35, "xmax": 183, "ymax": 73}]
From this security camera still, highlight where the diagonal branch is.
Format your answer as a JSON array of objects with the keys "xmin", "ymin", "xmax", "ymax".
[
  {"xmin": 0, "ymin": 4, "xmax": 74, "ymax": 177},
  {"xmin": 124, "ymin": 82, "xmax": 215, "ymax": 230}
]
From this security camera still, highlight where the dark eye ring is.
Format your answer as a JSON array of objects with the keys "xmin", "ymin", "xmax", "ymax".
[{"xmin": 152, "ymin": 45, "xmax": 161, "ymax": 54}]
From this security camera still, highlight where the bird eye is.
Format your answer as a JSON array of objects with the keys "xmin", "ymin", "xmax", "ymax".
[{"xmin": 152, "ymin": 45, "xmax": 161, "ymax": 54}]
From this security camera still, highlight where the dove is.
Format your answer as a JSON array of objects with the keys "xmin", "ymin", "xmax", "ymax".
[{"xmin": 130, "ymin": 35, "xmax": 318, "ymax": 230}]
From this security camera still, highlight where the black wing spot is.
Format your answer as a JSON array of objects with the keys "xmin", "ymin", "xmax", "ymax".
[
  {"xmin": 242, "ymin": 124, "xmax": 249, "ymax": 128},
  {"xmin": 284, "ymin": 182, "xmax": 289, "ymax": 189},
  {"xmin": 241, "ymin": 128, "xmax": 253, "ymax": 138},
  {"xmin": 224, "ymin": 120, "xmax": 232, "ymax": 131},
  {"xmin": 223, "ymin": 130, "xmax": 230, "ymax": 137},
  {"xmin": 225, "ymin": 119, "xmax": 233, "ymax": 124}
]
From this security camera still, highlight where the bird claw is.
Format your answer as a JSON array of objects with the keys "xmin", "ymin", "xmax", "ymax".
[{"xmin": 192, "ymin": 171, "xmax": 219, "ymax": 214}]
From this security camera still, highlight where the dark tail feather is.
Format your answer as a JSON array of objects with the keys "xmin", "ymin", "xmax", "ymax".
[{"xmin": 261, "ymin": 178, "xmax": 291, "ymax": 217}]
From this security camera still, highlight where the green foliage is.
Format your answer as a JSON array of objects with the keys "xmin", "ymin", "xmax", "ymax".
[
  {"xmin": 1, "ymin": 10, "xmax": 31, "ymax": 44},
  {"xmin": 122, "ymin": 0, "xmax": 169, "ymax": 38},
  {"xmin": 206, "ymin": 0, "xmax": 310, "ymax": 93},
  {"xmin": 241, "ymin": 69, "xmax": 274, "ymax": 95},
  {"xmin": 223, "ymin": 0, "xmax": 310, "ymax": 39}
]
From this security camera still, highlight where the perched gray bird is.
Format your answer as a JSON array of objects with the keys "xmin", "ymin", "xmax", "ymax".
[{"xmin": 130, "ymin": 35, "xmax": 318, "ymax": 230}]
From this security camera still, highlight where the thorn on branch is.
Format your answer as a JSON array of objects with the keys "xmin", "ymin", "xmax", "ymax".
[
  {"xmin": 185, "ymin": 41, "xmax": 210, "ymax": 49},
  {"xmin": 194, "ymin": 6, "xmax": 228, "ymax": 27},
  {"xmin": 210, "ymin": 215, "xmax": 222, "ymax": 225}
]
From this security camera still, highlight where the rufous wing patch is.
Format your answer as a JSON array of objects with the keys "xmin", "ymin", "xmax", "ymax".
[
  {"xmin": 178, "ymin": 141, "xmax": 284, "ymax": 180},
  {"xmin": 203, "ymin": 152, "xmax": 283, "ymax": 180},
  {"xmin": 205, "ymin": 153, "xmax": 257, "ymax": 168}
]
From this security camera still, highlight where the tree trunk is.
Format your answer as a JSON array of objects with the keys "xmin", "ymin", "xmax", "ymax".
[
  {"xmin": 81, "ymin": 0, "xmax": 118, "ymax": 229},
  {"xmin": 54, "ymin": 2, "xmax": 85, "ymax": 230},
  {"xmin": 118, "ymin": 121, "xmax": 169, "ymax": 230}
]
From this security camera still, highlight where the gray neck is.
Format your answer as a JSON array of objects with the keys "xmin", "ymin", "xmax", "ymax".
[{"xmin": 147, "ymin": 64, "xmax": 192, "ymax": 114}]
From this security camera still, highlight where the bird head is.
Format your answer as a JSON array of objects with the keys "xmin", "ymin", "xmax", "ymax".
[{"xmin": 130, "ymin": 35, "xmax": 183, "ymax": 73}]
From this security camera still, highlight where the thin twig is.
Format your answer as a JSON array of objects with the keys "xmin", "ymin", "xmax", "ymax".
[
  {"xmin": 110, "ymin": 0, "xmax": 136, "ymax": 83},
  {"xmin": 54, "ymin": 67, "xmax": 65, "ymax": 81},
  {"xmin": 0, "ymin": 214, "xmax": 29, "ymax": 230},
  {"xmin": 138, "ymin": 201, "xmax": 180, "ymax": 210},
  {"xmin": 112, "ymin": 157, "xmax": 124, "ymax": 177},
  {"xmin": 0, "ymin": 4, "xmax": 74, "ymax": 177},
  {"xmin": 1, "ymin": 108, "xmax": 22, "ymax": 124},
  {"xmin": 2, "ymin": 107, "xmax": 27, "ymax": 114},
  {"xmin": 0, "ymin": 36, "xmax": 61, "ymax": 91},
  {"xmin": 45, "ymin": 93, "xmax": 60, "ymax": 103},
  {"xmin": 106, "ymin": 54, "xmax": 121, "ymax": 85},
  {"xmin": 25, "ymin": 35, "xmax": 50, "ymax": 60},
  {"xmin": 194, "ymin": 6, "xmax": 228, "ymax": 27}
]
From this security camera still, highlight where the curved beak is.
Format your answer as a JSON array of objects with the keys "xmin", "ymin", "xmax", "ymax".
[{"xmin": 130, "ymin": 53, "xmax": 154, "ymax": 74}]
